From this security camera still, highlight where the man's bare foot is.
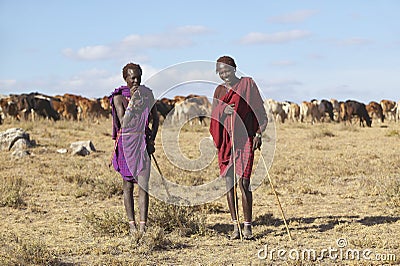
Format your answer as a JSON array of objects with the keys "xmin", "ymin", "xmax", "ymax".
[
  {"xmin": 139, "ymin": 221, "xmax": 146, "ymax": 233},
  {"xmin": 243, "ymin": 224, "xmax": 254, "ymax": 240},
  {"xmin": 129, "ymin": 221, "xmax": 137, "ymax": 235},
  {"xmin": 230, "ymin": 223, "xmax": 240, "ymax": 240}
]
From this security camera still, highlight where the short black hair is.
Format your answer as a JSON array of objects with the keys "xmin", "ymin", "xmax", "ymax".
[
  {"xmin": 216, "ymin": 55, "xmax": 237, "ymax": 72},
  {"xmin": 122, "ymin": 63, "xmax": 142, "ymax": 80}
]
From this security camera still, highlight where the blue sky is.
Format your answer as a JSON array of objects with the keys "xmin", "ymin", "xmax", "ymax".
[{"xmin": 1, "ymin": 0, "xmax": 399, "ymax": 103}]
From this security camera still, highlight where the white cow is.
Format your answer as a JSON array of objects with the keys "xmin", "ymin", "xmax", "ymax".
[
  {"xmin": 380, "ymin": 99, "xmax": 397, "ymax": 122},
  {"xmin": 288, "ymin": 102, "xmax": 300, "ymax": 122},
  {"xmin": 300, "ymin": 101, "xmax": 320, "ymax": 124},
  {"xmin": 172, "ymin": 100, "xmax": 208, "ymax": 126},
  {"xmin": 330, "ymin": 98, "xmax": 340, "ymax": 121},
  {"xmin": 264, "ymin": 99, "xmax": 288, "ymax": 123}
]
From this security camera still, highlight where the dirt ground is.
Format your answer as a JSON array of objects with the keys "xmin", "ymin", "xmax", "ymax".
[{"xmin": 0, "ymin": 118, "xmax": 399, "ymax": 265}]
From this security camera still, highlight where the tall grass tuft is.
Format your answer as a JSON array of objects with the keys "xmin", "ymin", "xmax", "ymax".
[
  {"xmin": 383, "ymin": 178, "xmax": 400, "ymax": 209},
  {"xmin": 84, "ymin": 210, "xmax": 129, "ymax": 237},
  {"xmin": 0, "ymin": 176, "xmax": 26, "ymax": 208},
  {"xmin": 385, "ymin": 130, "xmax": 400, "ymax": 137},
  {"xmin": 311, "ymin": 128, "xmax": 335, "ymax": 139},
  {"xmin": 149, "ymin": 199, "xmax": 206, "ymax": 236},
  {"xmin": 131, "ymin": 226, "xmax": 172, "ymax": 254},
  {"xmin": 0, "ymin": 233, "xmax": 60, "ymax": 265}
]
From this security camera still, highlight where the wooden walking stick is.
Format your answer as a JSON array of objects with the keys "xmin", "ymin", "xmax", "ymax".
[
  {"xmin": 151, "ymin": 153, "xmax": 171, "ymax": 198},
  {"xmin": 231, "ymin": 115, "xmax": 243, "ymax": 241},
  {"xmin": 260, "ymin": 153, "xmax": 292, "ymax": 241}
]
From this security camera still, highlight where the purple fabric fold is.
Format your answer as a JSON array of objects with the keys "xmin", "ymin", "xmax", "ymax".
[
  {"xmin": 109, "ymin": 85, "xmax": 154, "ymax": 181},
  {"xmin": 109, "ymin": 86, "xmax": 131, "ymax": 140}
]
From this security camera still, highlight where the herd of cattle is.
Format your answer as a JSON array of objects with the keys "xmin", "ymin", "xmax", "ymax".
[
  {"xmin": 0, "ymin": 92, "xmax": 212, "ymax": 126},
  {"xmin": 0, "ymin": 92, "xmax": 399, "ymax": 128},
  {"xmin": 0, "ymin": 93, "xmax": 110, "ymax": 124},
  {"xmin": 265, "ymin": 98, "xmax": 400, "ymax": 127}
]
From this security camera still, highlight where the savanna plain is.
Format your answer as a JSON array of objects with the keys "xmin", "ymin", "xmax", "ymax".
[{"xmin": 1, "ymin": 117, "xmax": 400, "ymax": 265}]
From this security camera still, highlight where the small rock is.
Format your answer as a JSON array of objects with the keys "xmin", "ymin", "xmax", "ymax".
[
  {"xmin": 70, "ymin": 140, "xmax": 96, "ymax": 152},
  {"xmin": 0, "ymin": 128, "xmax": 35, "ymax": 151},
  {"xmin": 57, "ymin": 148, "xmax": 68, "ymax": 154},
  {"xmin": 72, "ymin": 146, "xmax": 90, "ymax": 156}
]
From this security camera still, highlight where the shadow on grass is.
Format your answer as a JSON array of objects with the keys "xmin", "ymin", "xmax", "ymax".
[
  {"xmin": 210, "ymin": 223, "xmax": 231, "ymax": 235},
  {"xmin": 221, "ymin": 214, "xmax": 400, "ymax": 239},
  {"xmin": 208, "ymin": 214, "xmax": 400, "ymax": 240},
  {"xmin": 357, "ymin": 215, "xmax": 400, "ymax": 226}
]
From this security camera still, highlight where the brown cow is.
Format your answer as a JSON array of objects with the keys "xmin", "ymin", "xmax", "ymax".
[
  {"xmin": 300, "ymin": 101, "xmax": 320, "ymax": 124},
  {"xmin": 0, "ymin": 97, "xmax": 20, "ymax": 121},
  {"xmin": 366, "ymin": 101, "xmax": 384, "ymax": 123},
  {"xmin": 99, "ymin": 96, "xmax": 111, "ymax": 114},
  {"xmin": 173, "ymin": 95, "xmax": 186, "ymax": 104},
  {"xmin": 343, "ymin": 100, "xmax": 371, "ymax": 127},
  {"xmin": 53, "ymin": 95, "xmax": 78, "ymax": 120},
  {"xmin": 156, "ymin": 99, "xmax": 174, "ymax": 122}
]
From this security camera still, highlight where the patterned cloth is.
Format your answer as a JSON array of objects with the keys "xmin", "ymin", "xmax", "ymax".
[{"xmin": 109, "ymin": 85, "xmax": 154, "ymax": 182}]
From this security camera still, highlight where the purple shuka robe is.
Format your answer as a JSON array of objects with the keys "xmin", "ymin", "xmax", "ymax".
[{"xmin": 110, "ymin": 85, "xmax": 154, "ymax": 182}]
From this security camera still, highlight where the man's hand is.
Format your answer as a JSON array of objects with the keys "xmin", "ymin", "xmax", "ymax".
[
  {"xmin": 146, "ymin": 138, "xmax": 155, "ymax": 155},
  {"xmin": 224, "ymin": 103, "xmax": 235, "ymax": 115},
  {"xmin": 252, "ymin": 134, "xmax": 262, "ymax": 151}
]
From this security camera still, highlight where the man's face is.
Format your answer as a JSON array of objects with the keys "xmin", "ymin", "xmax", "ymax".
[
  {"xmin": 126, "ymin": 68, "xmax": 142, "ymax": 88},
  {"xmin": 217, "ymin": 63, "xmax": 235, "ymax": 85}
]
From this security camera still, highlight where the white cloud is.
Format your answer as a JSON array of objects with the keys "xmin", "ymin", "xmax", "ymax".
[
  {"xmin": 63, "ymin": 25, "xmax": 212, "ymax": 61},
  {"xmin": 59, "ymin": 69, "xmax": 122, "ymax": 97},
  {"xmin": 268, "ymin": 9, "xmax": 318, "ymax": 23},
  {"xmin": 174, "ymin": 25, "xmax": 211, "ymax": 35},
  {"xmin": 62, "ymin": 46, "xmax": 113, "ymax": 60},
  {"xmin": 240, "ymin": 30, "xmax": 311, "ymax": 45},
  {"xmin": 143, "ymin": 61, "xmax": 220, "ymax": 99},
  {"xmin": 120, "ymin": 33, "xmax": 192, "ymax": 49},
  {"xmin": 76, "ymin": 45, "xmax": 112, "ymax": 60}
]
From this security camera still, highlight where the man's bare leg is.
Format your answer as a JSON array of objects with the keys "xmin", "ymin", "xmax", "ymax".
[
  {"xmin": 138, "ymin": 174, "xmax": 149, "ymax": 233},
  {"xmin": 239, "ymin": 178, "xmax": 253, "ymax": 239},
  {"xmin": 226, "ymin": 167, "xmax": 240, "ymax": 239},
  {"xmin": 123, "ymin": 179, "xmax": 136, "ymax": 233}
]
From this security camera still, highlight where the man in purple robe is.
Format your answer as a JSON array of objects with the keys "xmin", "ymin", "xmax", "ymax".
[{"xmin": 110, "ymin": 63, "xmax": 159, "ymax": 234}]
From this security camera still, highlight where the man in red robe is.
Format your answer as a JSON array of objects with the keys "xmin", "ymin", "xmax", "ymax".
[{"xmin": 210, "ymin": 56, "xmax": 267, "ymax": 240}]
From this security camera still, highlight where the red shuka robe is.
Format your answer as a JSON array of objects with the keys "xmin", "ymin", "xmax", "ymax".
[{"xmin": 209, "ymin": 77, "xmax": 267, "ymax": 178}]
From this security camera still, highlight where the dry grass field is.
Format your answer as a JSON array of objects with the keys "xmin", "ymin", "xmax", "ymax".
[{"xmin": 1, "ymin": 117, "xmax": 400, "ymax": 265}]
